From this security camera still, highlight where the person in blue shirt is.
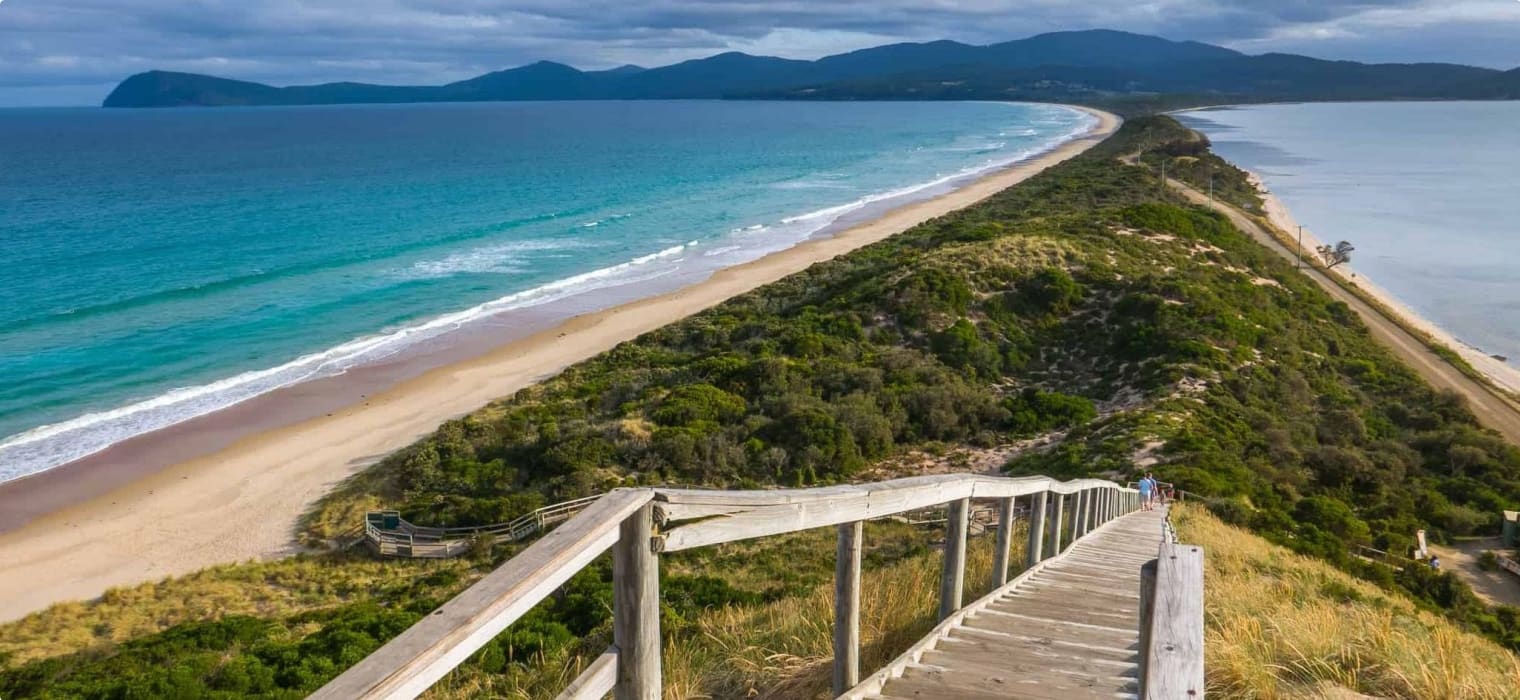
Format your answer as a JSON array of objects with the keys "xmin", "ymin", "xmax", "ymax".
[{"xmin": 1139, "ymin": 473, "xmax": 1156, "ymax": 511}]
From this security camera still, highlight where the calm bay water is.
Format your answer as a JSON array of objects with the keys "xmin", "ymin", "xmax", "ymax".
[
  {"xmin": 1178, "ymin": 102, "xmax": 1520, "ymax": 365},
  {"xmin": 0, "ymin": 100, "xmax": 1091, "ymax": 481}
]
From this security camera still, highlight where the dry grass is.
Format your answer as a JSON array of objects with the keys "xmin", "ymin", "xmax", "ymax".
[
  {"xmin": 1173, "ymin": 505, "xmax": 1520, "ymax": 699},
  {"xmin": 0, "ymin": 553, "xmax": 475, "ymax": 667},
  {"xmin": 427, "ymin": 520, "xmax": 1024, "ymax": 699},
  {"xmin": 661, "ymin": 537, "xmax": 998, "ymax": 699}
]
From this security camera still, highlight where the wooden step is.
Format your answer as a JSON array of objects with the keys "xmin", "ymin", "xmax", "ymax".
[{"xmin": 867, "ymin": 508, "xmax": 1162, "ymax": 700}]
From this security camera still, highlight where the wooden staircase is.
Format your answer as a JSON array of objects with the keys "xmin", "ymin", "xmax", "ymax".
[
  {"xmin": 314, "ymin": 476, "xmax": 1203, "ymax": 700},
  {"xmin": 860, "ymin": 509, "xmax": 1168, "ymax": 699}
]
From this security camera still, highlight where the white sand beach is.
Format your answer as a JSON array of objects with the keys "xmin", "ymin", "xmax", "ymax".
[{"xmin": 0, "ymin": 107, "xmax": 1121, "ymax": 623}]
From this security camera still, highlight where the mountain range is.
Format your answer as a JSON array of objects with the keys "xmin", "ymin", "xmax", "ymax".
[{"xmin": 103, "ymin": 29, "xmax": 1520, "ymax": 109}]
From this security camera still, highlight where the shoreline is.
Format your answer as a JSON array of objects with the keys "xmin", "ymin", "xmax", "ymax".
[
  {"xmin": 1172, "ymin": 104, "xmax": 1520, "ymax": 399},
  {"xmin": 1247, "ymin": 170, "xmax": 1520, "ymax": 398},
  {"xmin": 0, "ymin": 105, "xmax": 1120, "ymax": 623}
]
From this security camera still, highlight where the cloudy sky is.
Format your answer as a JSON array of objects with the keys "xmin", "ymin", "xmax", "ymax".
[{"xmin": 3, "ymin": 0, "xmax": 1520, "ymax": 106}]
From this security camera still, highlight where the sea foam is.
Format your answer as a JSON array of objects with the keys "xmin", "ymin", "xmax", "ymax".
[
  {"xmin": 0, "ymin": 103, "xmax": 1095, "ymax": 485},
  {"xmin": 0, "ymin": 241, "xmax": 697, "ymax": 482}
]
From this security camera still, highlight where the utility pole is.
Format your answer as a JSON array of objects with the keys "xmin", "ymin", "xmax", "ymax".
[
  {"xmin": 1297, "ymin": 225, "xmax": 1305, "ymax": 268},
  {"xmin": 1208, "ymin": 173, "xmax": 1215, "ymax": 204}
]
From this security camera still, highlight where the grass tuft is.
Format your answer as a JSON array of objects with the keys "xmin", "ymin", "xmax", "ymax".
[{"xmin": 1174, "ymin": 504, "xmax": 1520, "ymax": 699}]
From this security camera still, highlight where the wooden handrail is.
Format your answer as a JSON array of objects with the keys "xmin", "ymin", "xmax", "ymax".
[
  {"xmin": 1140, "ymin": 539, "xmax": 1205, "ymax": 698},
  {"xmin": 316, "ymin": 475, "xmax": 1140, "ymax": 700},
  {"xmin": 312, "ymin": 490, "xmax": 653, "ymax": 700},
  {"xmin": 653, "ymin": 475, "xmax": 1119, "ymax": 552},
  {"xmin": 363, "ymin": 494, "xmax": 604, "ymax": 557}
]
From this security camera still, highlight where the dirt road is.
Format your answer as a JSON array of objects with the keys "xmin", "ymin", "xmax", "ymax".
[
  {"xmin": 1429, "ymin": 541, "xmax": 1520, "ymax": 607},
  {"xmin": 1169, "ymin": 179, "xmax": 1520, "ymax": 445}
]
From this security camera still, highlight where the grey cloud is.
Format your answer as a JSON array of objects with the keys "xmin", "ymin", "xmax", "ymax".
[{"xmin": 0, "ymin": 0, "xmax": 1515, "ymax": 105}]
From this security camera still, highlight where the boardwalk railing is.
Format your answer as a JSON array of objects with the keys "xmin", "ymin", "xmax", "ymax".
[
  {"xmin": 363, "ymin": 495, "xmax": 603, "ymax": 558},
  {"xmin": 314, "ymin": 474, "xmax": 1141, "ymax": 700},
  {"xmin": 1139, "ymin": 512, "xmax": 1206, "ymax": 698}
]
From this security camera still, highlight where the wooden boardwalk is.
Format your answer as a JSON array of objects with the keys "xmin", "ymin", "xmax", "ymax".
[
  {"xmin": 867, "ymin": 508, "xmax": 1169, "ymax": 700},
  {"xmin": 316, "ymin": 476, "xmax": 1195, "ymax": 700}
]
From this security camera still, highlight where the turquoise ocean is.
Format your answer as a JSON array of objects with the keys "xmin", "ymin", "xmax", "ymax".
[
  {"xmin": 1177, "ymin": 102, "xmax": 1520, "ymax": 369},
  {"xmin": 0, "ymin": 100, "xmax": 1093, "ymax": 482}
]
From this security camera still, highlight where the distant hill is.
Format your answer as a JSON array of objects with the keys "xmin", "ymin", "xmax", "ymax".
[{"xmin": 103, "ymin": 29, "xmax": 1519, "ymax": 108}]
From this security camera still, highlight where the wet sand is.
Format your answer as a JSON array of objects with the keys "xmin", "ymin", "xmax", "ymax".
[{"xmin": 0, "ymin": 107, "xmax": 1120, "ymax": 623}]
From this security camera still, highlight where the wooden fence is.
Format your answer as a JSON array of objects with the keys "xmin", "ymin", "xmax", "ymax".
[
  {"xmin": 314, "ymin": 474, "xmax": 1144, "ymax": 700},
  {"xmin": 363, "ymin": 495, "xmax": 604, "ymax": 558}
]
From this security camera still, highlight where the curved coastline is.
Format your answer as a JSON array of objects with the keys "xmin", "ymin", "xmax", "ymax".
[
  {"xmin": 1172, "ymin": 104, "xmax": 1520, "ymax": 398},
  {"xmin": 1, "ymin": 103, "xmax": 1091, "ymax": 484},
  {"xmin": 0, "ymin": 105, "xmax": 1120, "ymax": 622},
  {"xmin": 1246, "ymin": 171, "xmax": 1520, "ymax": 397}
]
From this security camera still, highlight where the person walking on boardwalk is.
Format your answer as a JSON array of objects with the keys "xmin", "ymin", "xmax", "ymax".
[{"xmin": 1139, "ymin": 473, "xmax": 1156, "ymax": 511}]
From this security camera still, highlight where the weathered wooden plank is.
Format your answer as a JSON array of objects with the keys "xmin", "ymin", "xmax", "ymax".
[
  {"xmin": 833, "ymin": 520, "xmax": 862, "ymax": 697},
  {"xmin": 950, "ymin": 624, "xmax": 1137, "ymax": 662},
  {"xmin": 554, "ymin": 648, "xmax": 616, "ymax": 700},
  {"xmin": 940, "ymin": 498, "xmax": 970, "ymax": 620},
  {"xmin": 988, "ymin": 599, "xmax": 1136, "ymax": 628},
  {"xmin": 657, "ymin": 480, "xmax": 971, "ymax": 551},
  {"xmin": 1143, "ymin": 542, "xmax": 1205, "ymax": 699},
  {"xmin": 653, "ymin": 474, "xmax": 1128, "ymax": 524},
  {"xmin": 932, "ymin": 633, "xmax": 1136, "ymax": 673},
  {"xmin": 311, "ymin": 490, "xmax": 654, "ymax": 700},
  {"xmin": 1040, "ymin": 567, "xmax": 1134, "ymax": 585},
  {"xmin": 992, "ymin": 496, "xmax": 1016, "ymax": 588},
  {"xmin": 656, "ymin": 475, "xmax": 1136, "ymax": 552},
  {"xmin": 613, "ymin": 503, "xmax": 660, "ymax": 700},
  {"xmin": 962, "ymin": 609, "xmax": 1138, "ymax": 649},
  {"xmin": 892, "ymin": 661, "xmax": 1134, "ymax": 700},
  {"xmin": 1020, "ymin": 578, "xmax": 1144, "ymax": 602}
]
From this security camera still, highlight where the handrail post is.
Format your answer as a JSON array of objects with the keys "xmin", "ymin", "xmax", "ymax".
[
  {"xmin": 1077, "ymin": 489, "xmax": 1091, "ymax": 537},
  {"xmin": 939, "ymin": 498, "xmax": 969, "ymax": 620},
  {"xmin": 1026, "ymin": 490, "xmax": 1048, "ymax": 566},
  {"xmin": 613, "ymin": 503, "xmax": 660, "ymax": 700},
  {"xmin": 1047, "ymin": 492, "xmax": 1065, "ymax": 556},
  {"xmin": 1070, "ymin": 490, "xmax": 1085, "ymax": 541},
  {"xmin": 992, "ymin": 496, "xmax": 1016, "ymax": 587},
  {"xmin": 833, "ymin": 521, "xmax": 863, "ymax": 696}
]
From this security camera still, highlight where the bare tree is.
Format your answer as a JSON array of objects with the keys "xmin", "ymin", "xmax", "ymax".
[{"xmin": 1317, "ymin": 240, "xmax": 1355, "ymax": 269}]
